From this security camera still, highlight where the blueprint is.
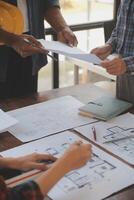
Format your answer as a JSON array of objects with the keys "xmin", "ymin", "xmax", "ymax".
[
  {"xmin": 1, "ymin": 131, "xmax": 134, "ymax": 200},
  {"xmin": 75, "ymin": 113, "xmax": 134, "ymax": 165},
  {"xmin": 7, "ymin": 96, "xmax": 96, "ymax": 142}
]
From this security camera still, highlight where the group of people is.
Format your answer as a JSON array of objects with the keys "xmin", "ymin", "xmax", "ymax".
[{"xmin": 0, "ymin": 0, "xmax": 134, "ymax": 199}]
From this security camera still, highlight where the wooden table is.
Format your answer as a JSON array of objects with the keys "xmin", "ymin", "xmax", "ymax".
[{"xmin": 0, "ymin": 82, "xmax": 133, "ymax": 200}]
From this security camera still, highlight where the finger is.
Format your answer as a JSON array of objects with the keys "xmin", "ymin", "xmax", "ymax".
[
  {"xmin": 58, "ymin": 33, "xmax": 67, "ymax": 43},
  {"xmin": 23, "ymin": 35, "xmax": 42, "ymax": 47},
  {"xmin": 35, "ymin": 153, "xmax": 57, "ymax": 162},
  {"xmin": 58, "ymin": 30, "xmax": 78, "ymax": 46},
  {"xmin": 66, "ymin": 35, "xmax": 77, "ymax": 47},
  {"xmin": 90, "ymin": 48, "xmax": 97, "ymax": 54},
  {"xmin": 27, "ymin": 162, "xmax": 48, "ymax": 171},
  {"xmin": 74, "ymin": 140, "xmax": 83, "ymax": 145},
  {"xmin": 22, "ymin": 35, "xmax": 48, "ymax": 54},
  {"xmin": 101, "ymin": 62, "xmax": 113, "ymax": 69},
  {"xmin": 65, "ymin": 37, "xmax": 74, "ymax": 47},
  {"xmin": 106, "ymin": 66, "xmax": 117, "ymax": 71},
  {"xmin": 101, "ymin": 60, "xmax": 109, "ymax": 66},
  {"xmin": 74, "ymin": 37, "xmax": 78, "ymax": 47},
  {"xmin": 106, "ymin": 69, "xmax": 118, "ymax": 75},
  {"xmin": 102, "ymin": 58, "xmax": 119, "ymax": 67},
  {"xmin": 69, "ymin": 36, "xmax": 78, "ymax": 47},
  {"xmin": 23, "ymin": 45, "xmax": 48, "ymax": 56},
  {"xmin": 15, "ymin": 40, "xmax": 46, "ymax": 56}
]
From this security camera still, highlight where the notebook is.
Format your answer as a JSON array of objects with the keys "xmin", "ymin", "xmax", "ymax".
[{"xmin": 79, "ymin": 96, "xmax": 133, "ymax": 121}]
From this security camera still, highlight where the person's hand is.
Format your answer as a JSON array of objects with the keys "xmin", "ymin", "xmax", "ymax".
[
  {"xmin": 10, "ymin": 34, "xmax": 48, "ymax": 58},
  {"xmin": 90, "ymin": 44, "xmax": 112, "ymax": 60},
  {"xmin": 34, "ymin": 141, "xmax": 92, "ymax": 195},
  {"xmin": 5, "ymin": 153, "xmax": 57, "ymax": 171},
  {"xmin": 57, "ymin": 26, "xmax": 78, "ymax": 47},
  {"xmin": 59, "ymin": 141, "xmax": 92, "ymax": 172},
  {"xmin": 101, "ymin": 57, "xmax": 127, "ymax": 75}
]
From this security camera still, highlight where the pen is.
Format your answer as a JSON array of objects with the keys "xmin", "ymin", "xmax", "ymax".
[
  {"xmin": 92, "ymin": 126, "xmax": 97, "ymax": 141},
  {"xmin": 23, "ymin": 38, "xmax": 57, "ymax": 61},
  {"xmin": 47, "ymin": 53, "xmax": 58, "ymax": 61}
]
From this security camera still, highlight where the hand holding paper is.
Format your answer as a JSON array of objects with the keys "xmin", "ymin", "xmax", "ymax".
[{"xmin": 39, "ymin": 39, "xmax": 102, "ymax": 65}]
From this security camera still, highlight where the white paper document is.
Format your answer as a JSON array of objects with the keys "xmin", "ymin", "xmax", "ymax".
[
  {"xmin": 7, "ymin": 96, "xmax": 96, "ymax": 142},
  {"xmin": 39, "ymin": 39, "xmax": 102, "ymax": 65},
  {"xmin": 0, "ymin": 109, "xmax": 18, "ymax": 133},
  {"xmin": 109, "ymin": 112, "xmax": 134, "ymax": 127},
  {"xmin": 1, "ymin": 131, "xmax": 134, "ymax": 200},
  {"xmin": 75, "ymin": 113, "xmax": 134, "ymax": 165}
]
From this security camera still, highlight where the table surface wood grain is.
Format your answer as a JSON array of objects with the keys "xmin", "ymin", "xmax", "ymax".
[{"xmin": 0, "ymin": 82, "xmax": 133, "ymax": 200}]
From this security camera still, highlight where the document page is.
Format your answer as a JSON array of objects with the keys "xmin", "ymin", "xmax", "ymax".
[
  {"xmin": 7, "ymin": 96, "xmax": 96, "ymax": 142},
  {"xmin": 75, "ymin": 113, "xmax": 134, "ymax": 165},
  {"xmin": 39, "ymin": 39, "xmax": 102, "ymax": 65},
  {"xmin": 0, "ymin": 109, "xmax": 18, "ymax": 132},
  {"xmin": 2, "ymin": 131, "xmax": 134, "ymax": 200}
]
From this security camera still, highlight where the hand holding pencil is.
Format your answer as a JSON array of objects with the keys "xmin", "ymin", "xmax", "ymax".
[{"xmin": 10, "ymin": 33, "xmax": 57, "ymax": 61}]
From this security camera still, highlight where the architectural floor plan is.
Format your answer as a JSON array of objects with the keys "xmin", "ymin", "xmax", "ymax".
[
  {"xmin": 58, "ymin": 153, "xmax": 115, "ymax": 193},
  {"xmin": 2, "ymin": 131, "xmax": 134, "ymax": 200},
  {"xmin": 75, "ymin": 122, "xmax": 134, "ymax": 165}
]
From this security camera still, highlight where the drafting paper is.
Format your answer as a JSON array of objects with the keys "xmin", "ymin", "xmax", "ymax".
[
  {"xmin": 109, "ymin": 112, "xmax": 134, "ymax": 127},
  {"xmin": 39, "ymin": 39, "xmax": 102, "ymax": 65},
  {"xmin": 7, "ymin": 96, "xmax": 96, "ymax": 142},
  {"xmin": 0, "ymin": 109, "xmax": 18, "ymax": 133},
  {"xmin": 1, "ymin": 131, "xmax": 134, "ymax": 200},
  {"xmin": 75, "ymin": 113, "xmax": 134, "ymax": 165}
]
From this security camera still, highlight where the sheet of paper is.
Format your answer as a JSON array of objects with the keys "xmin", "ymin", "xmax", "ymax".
[
  {"xmin": 1, "ymin": 131, "xmax": 134, "ymax": 200},
  {"xmin": 39, "ymin": 39, "xmax": 102, "ymax": 65},
  {"xmin": 7, "ymin": 96, "xmax": 96, "ymax": 142},
  {"xmin": 75, "ymin": 113, "xmax": 134, "ymax": 165},
  {"xmin": 0, "ymin": 109, "xmax": 18, "ymax": 133},
  {"xmin": 109, "ymin": 112, "xmax": 134, "ymax": 127}
]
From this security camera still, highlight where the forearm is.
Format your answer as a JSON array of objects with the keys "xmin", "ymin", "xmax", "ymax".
[
  {"xmin": 44, "ymin": 7, "xmax": 68, "ymax": 32},
  {"xmin": 106, "ymin": 4, "xmax": 121, "ymax": 52},
  {"xmin": 35, "ymin": 158, "xmax": 68, "ymax": 196},
  {"xmin": 106, "ymin": 28, "xmax": 117, "ymax": 52},
  {"xmin": 0, "ymin": 157, "xmax": 14, "ymax": 168},
  {"xmin": 0, "ymin": 28, "xmax": 17, "ymax": 46}
]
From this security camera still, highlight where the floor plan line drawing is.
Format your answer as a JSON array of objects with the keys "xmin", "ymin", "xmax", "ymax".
[
  {"xmin": 104, "ymin": 126, "xmax": 134, "ymax": 141},
  {"xmin": 1, "ymin": 131, "xmax": 134, "ymax": 200},
  {"xmin": 63, "ymin": 153, "xmax": 116, "ymax": 191},
  {"xmin": 74, "ymin": 122, "xmax": 134, "ymax": 165}
]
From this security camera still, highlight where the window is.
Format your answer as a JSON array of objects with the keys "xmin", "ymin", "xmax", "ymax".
[
  {"xmin": 38, "ymin": 0, "xmax": 115, "ymax": 91},
  {"xmin": 60, "ymin": 0, "xmax": 114, "ymax": 24}
]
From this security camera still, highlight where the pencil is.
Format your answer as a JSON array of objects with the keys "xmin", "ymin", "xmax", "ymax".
[
  {"xmin": 47, "ymin": 53, "xmax": 58, "ymax": 61},
  {"xmin": 92, "ymin": 126, "xmax": 97, "ymax": 141}
]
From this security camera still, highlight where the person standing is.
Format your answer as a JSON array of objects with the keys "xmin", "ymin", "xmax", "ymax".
[
  {"xmin": 91, "ymin": 0, "xmax": 134, "ymax": 103},
  {"xmin": 0, "ymin": 0, "xmax": 77, "ymax": 98}
]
